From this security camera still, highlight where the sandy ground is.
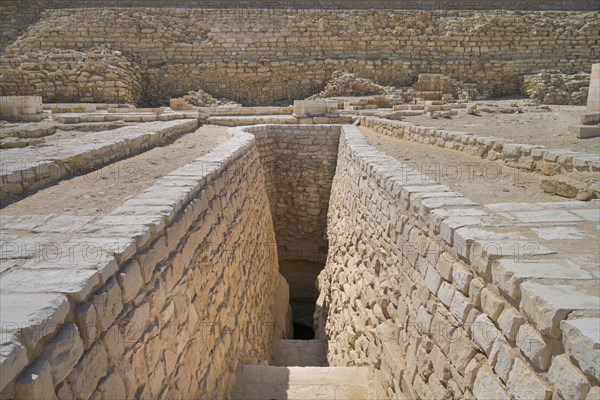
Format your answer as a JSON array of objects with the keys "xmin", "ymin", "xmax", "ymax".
[
  {"xmin": 2, "ymin": 125, "xmax": 228, "ymax": 216},
  {"xmin": 403, "ymin": 103, "xmax": 600, "ymax": 154},
  {"xmin": 359, "ymin": 126, "xmax": 568, "ymax": 205}
]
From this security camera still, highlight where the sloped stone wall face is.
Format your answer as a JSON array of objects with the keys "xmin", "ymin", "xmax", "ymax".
[
  {"xmin": 246, "ymin": 125, "xmax": 340, "ymax": 262},
  {"xmin": 0, "ymin": 124, "xmax": 346, "ymax": 399},
  {"xmin": 0, "ymin": 132, "xmax": 287, "ymax": 399},
  {"xmin": 1, "ymin": 8, "xmax": 598, "ymax": 105},
  {"xmin": 315, "ymin": 126, "xmax": 597, "ymax": 399}
]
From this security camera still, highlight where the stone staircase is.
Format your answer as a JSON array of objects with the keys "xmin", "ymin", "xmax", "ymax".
[{"xmin": 232, "ymin": 340, "xmax": 374, "ymax": 399}]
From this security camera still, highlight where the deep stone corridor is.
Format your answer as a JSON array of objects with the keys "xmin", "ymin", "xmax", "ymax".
[{"xmin": 279, "ymin": 260, "xmax": 325, "ymax": 339}]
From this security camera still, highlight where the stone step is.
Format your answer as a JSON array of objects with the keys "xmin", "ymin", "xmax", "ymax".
[
  {"xmin": 272, "ymin": 339, "xmax": 327, "ymax": 366},
  {"xmin": 233, "ymin": 365, "xmax": 373, "ymax": 400}
]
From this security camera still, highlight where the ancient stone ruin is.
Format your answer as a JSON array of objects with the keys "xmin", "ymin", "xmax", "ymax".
[{"xmin": 0, "ymin": 1, "xmax": 599, "ymax": 400}]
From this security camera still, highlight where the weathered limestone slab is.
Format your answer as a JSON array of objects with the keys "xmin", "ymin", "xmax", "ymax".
[
  {"xmin": 0, "ymin": 96, "xmax": 45, "ymax": 122},
  {"xmin": 0, "ymin": 269, "xmax": 100, "ymax": 301},
  {"xmin": 293, "ymin": 100, "xmax": 338, "ymax": 117},
  {"xmin": 561, "ymin": 318, "xmax": 600, "ymax": 381},
  {"xmin": 548, "ymin": 354, "xmax": 591, "ymax": 400},
  {"xmin": 28, "ymin": 324, "xmax": 84, "ymax": 385},
  {"xmin": 0, "ymin": 293, "xmax": 70, "ymax": 350},
  {"xmin": 0, "ymin": 336, "xmax": 29, "ymax": 392},
  {"xmin": 492, "ymin": 259, "xmax": 593, "ymax": 301},
  {"xmin": 520, "ymin": 282, "xmax": 600, "ymax": 338}
]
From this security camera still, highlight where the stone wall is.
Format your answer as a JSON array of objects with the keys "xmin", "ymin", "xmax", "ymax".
[
  {"xmin": 247, "ymin": 125, "xmax": 340, "ymax": 262},
  {"xmin": 1, "ymin": 0, "xmax": 598, "ymax": 52},
  {"xmin": 0, "ymin": 47, "xmax": 143, "ymax": 104},
  {"xmin": 0, "ymin": 123, "xmax": 348, "ymax": 398},
  {"xmin": 0, "ymin": 128, "xmax": 289, "ymax": 398},
  {"xmin": 360, "ymin": 117, "xmax": 600, "ymax": 174},
  {"xmin": 315, "ymin": 125, "xmax": 599, "ymax": 399},
  {"xmin": 1, "ymin": 8, "xmax": 598, "ymax": 105}
]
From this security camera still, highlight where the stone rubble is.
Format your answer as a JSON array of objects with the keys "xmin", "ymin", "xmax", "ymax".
[{"xmin": 522, "ymin": 69, "xmax": 590, "ymax": 105}]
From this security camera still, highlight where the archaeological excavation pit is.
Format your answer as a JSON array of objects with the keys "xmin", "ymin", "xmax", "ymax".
[
  {"xmin": 3, "ymin": 117, "xmax": 597, "ymax": 399},
  {"xmin": 1, "ymin": 2, "xmax": 599, "ymax": 399}
]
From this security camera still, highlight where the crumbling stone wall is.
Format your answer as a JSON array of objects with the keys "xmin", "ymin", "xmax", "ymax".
[
  {"xmin": 315, "ymin": 125, "xmax": 598, "ymax": 399},
  {"xmin": 246, "ymin": 125, "xmax": 340, "ymax": 263},
  {"xmin": 522, "ymin": 70, "xmax": 591, "ymax": 105},
  {"xmin": 0, "ymin": 47, "xmax": 143, "ymax": 104},
  {"xmin": 0, "ymin": 8, "xmax": 598, "ymax": 105}
]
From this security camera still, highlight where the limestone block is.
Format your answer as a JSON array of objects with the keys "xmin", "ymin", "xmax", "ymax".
[
  {"xmin": 492, "ymin": 259, "xmax": 592, "ymax": 302},
  {"xmin": 472, "ymin": 365, "xmax": 511, "ymax": 400},
  {"xmin": 424, "ymin": 264, "xmax": 442, "ymax": 295},
  {"xmin": 508, "ymin": 357, "xmax": 552, "ymax": 400},
  {"xmin": 68, "ymin": 342, "xmax": 109, "ymax": 400},
  {"xmin": 15, "ymin": 359, "xmax": 57, "ymax": 400},
  {"xmin": 548, "ymin": 354, "xmax": 590, "ymax": 400},
  {"xmin": 497, "ymin": 306, "xmax": 525, "ymax": 341},
  {"xmin": 55, "ymin": 381, "xmax": 74, "ymax": 400},
  {"xmin": 516, "ymin": 323, "xmax": 552, "ymax": 370},
  {"xmin": 449, "ymin": 291, "xmax": 473, "ymax": 323},
  {"xmin": 0, "ymin": 293, "xmax": 70, "ymax": 351},
  {"xmin": 90, "ymin": 279, "xmax": 124, "ymax": 333},
  {"xmin": 435, "ymin": 253, "xmax": 454, "ymax": 281},
  {"xmin": 468, "ymin": 278, "xmax": 485, "ymax": 307},
  {"xmin": 471, "ymin": 314, "xmax": 500, "ymax": 355},
  {"xmin": 0, "ymin": 337, "xmax": 29, "ymax": 392},
  {"xmin": 448, "ymin": 329, "xmax": 476, "ymax": 371},
  {"xmin": 34, "ymin": 324, "xmax": 84, "ymax": 384},
  {"xmin": 102, "ymin": 325, "xmax": 125, "ymax": 366},
  {"xmin": 23, "ymin": 244, "xmax": 119, "ymax": 286},
  {"xmin": 480, "ymin": 289, "xmax": 505, "ymax": 321},
  {"xmin": 489, "ymin": 337, "xmax": 514, "ymax": 383},
  {"xmin": 437, "ymin": 282, "xmax": 455, "ymax": 307},
  {"xmin": 293, "ymin": 100, "xmax": 337, "ymax": 117},
  {"xmin": 0, "ymin": 269, "xmax": 100, "ymax": 302},
  {"xmin": 587, "ymin": 386, "xmax": 600, "ymax": 400},
  {"xmin": 451, "ymin": 261, "xmax": 472, "ymax": 294},
  {"xmin": 136, "ymin": 236, "xmax": 169, "ymax": 283},
  {"xmin": 117, "ymin": 261, "xmax": 144, "ymax": 304},
  {"xmin": 561, "ymin": 318, "xmax": 600, "ymax": 381},
  {"xmin": 70, "ymin": 236, "xmax": 136, "ymax": 265},
  {"xmin": 97, "ymin": 371, "xmax": 126, "ymax": 400},
  {"xmin": 570, "ymin": 125, "xmax": 600, "ymax": 139},
  {"xmin": 120, "ymin": 303, "xmax": 150, "ymax": 346},
  {"xmin": 74, "ymin": 302, "xmax": 98, "ymax": 350},
  {"xmin": 520, "ymin": 282, "xmax": 600, "ymax": 338}
]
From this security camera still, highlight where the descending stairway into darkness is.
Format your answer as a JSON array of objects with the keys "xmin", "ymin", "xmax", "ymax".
[{"xmin": 233, "ymin": 340, "xmax": 374, "ymax": 399}]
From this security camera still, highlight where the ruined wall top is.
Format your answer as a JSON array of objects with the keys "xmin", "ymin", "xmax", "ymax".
[{"xmin": 2, "ymin": 0, "xmax": 599, "ymax": 10}]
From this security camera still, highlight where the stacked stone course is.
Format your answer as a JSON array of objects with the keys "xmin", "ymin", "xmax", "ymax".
[
  {"xmin": 0, "ymin": 8, "xmax": 598, "ymax": 105},
  {"xmin": 315, "ymin": 125, "xmax": 599, "ymax": 399},
  {"xmin": 247, "ymin": 125, "xmax": 340, "ymax": 263}
]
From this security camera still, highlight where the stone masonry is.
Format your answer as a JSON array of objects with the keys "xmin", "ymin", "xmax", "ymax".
[
  {"xmin": 315, "ymin": 125, "xmax": 600, "ymax": 399},
  {"xmin": 0, "ymin": 8, "xmax": 598, "ymax": 105}
]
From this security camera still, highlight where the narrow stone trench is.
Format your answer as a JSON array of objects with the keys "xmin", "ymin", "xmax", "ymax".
[
  {"xmin": 279, "ymin": 260, "xmax": 324, "ymax": 340},
  {"xmin": 232, "ymin": 125, "xmax": 375, "ymax": 399}
]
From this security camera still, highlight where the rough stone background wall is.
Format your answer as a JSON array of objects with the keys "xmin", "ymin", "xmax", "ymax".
[
  {"xmin": 1, "ymin": 0, "xmax": 598, "ymax": 52},
  {"xmin": 315, "ymin": 126, "xmax": 598, "ymax": 399},
  {"xmin": 522, "ymin": 70, "xmax": 591, "ymax": 105},
  {"xmin": 0, "ymin": 8, "xmax": 598, "ymax": 105},
  {"xmin": 0, "ymin": 46, "xmax": 143, "ymax": 105},
  {"xmin": 0, "ymin": 132, "xmax": 287, "ymax": 399},
  {"xmin": 247, "ymin": 125, "xmax": 340, "ymax": 263}
]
